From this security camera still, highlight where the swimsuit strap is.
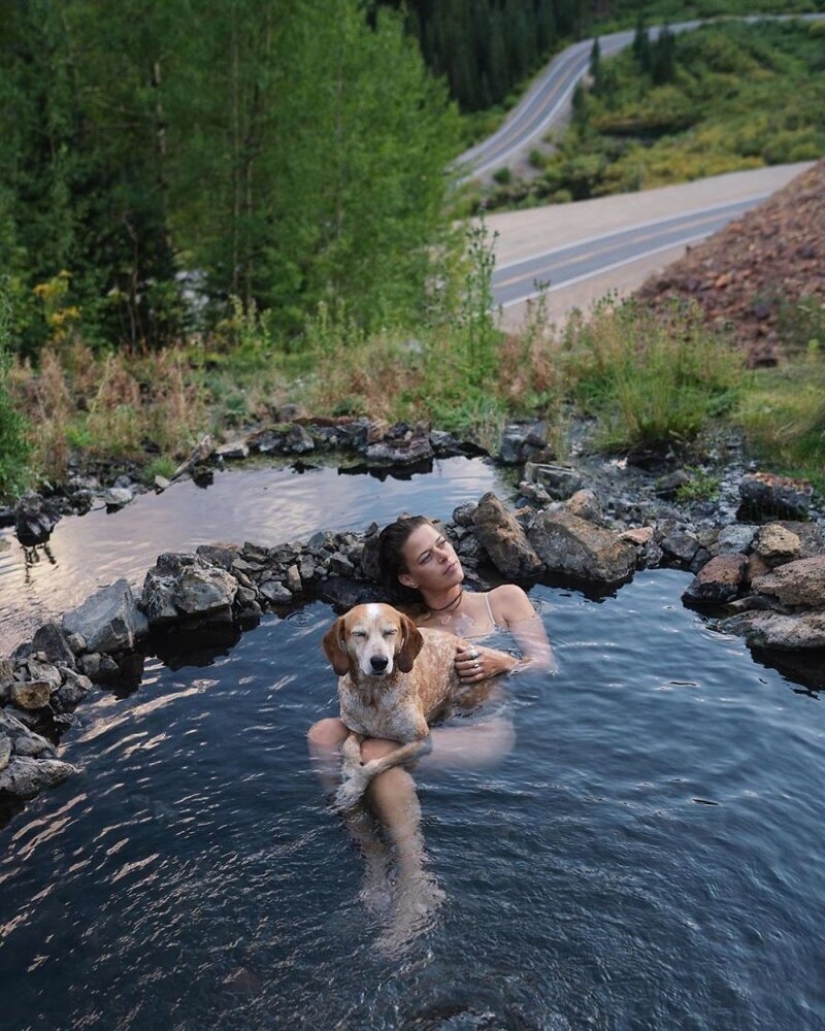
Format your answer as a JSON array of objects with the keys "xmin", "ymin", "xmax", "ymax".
[{"xmin": 483, "ymin": 591, "xmax": 497, "ymax": 628}]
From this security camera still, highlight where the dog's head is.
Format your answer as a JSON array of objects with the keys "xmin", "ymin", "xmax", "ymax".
[{"xmin": 322, "ymin": 603, "xmax": 424, "ymax": 679}]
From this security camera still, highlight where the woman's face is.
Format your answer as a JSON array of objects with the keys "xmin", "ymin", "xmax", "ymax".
[{"xmin": 398, "ymin": 522, "xmax": 464, "ymax": 594}]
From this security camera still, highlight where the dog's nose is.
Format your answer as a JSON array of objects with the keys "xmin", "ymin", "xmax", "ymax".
[{"xmin": 370, "ymin": 654, "xmax": 389, "ymax": 673}]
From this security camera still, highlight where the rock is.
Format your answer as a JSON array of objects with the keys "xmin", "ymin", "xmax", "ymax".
[
  {"xmin": 328, "ymin": 552, "xmax": 356, "ymax": 577},
  {"xmin": 286, "ymin": 565, "xmax": 302, "ymax": 595},
  {"xmin": 30, "ymin": 623, "xmax": 77, "ymax": 670},
  {"xmin": 566, "ymin": 489, "xmax": 602, "ymax": 522},
  {"xmin": 472, "ymin": 493, "xmax": 544, "ymax": 580},
  {"xmin": 660, "ymin": 529, "xmax": 701, "ymax": 566},
  {"xmin": 259, "ymin": 581, "xmax": 293, "ymax": 605},
  {"xmin": 0, "ymin": 710, "xmax": 55, "ymax": 757},
  {"xmin": 528, "ymin": 508, "xmax": 635, "ymax": 587},
  {"xmin": 500, "ymin": 422, "xmax": 550, "ymax": 465},
  {"xmin": 78, "ymin": 653, "xmax": 102, "ymax": 678},
  {"xmin": 655, "ymin": 469, "xmax": 691, "ymax": 498},
  {"xmin": 53, "ymin": 668, "xmax": 94, "ymax": 711},
  {"xmin": 15, "ymin": 494, "xmax": 62, "ymax": 545},
  {"xmin": 63, "ymin": 579, "xmax": 149, "ymax": 654},
  {"xmin": 718, "ymin": 611, "xmax": 825, "ymax": 651},
  {"xmin": 524, "ymin": 462, "xmax": 584, "ymax": 500},
  {"xmin": 363, "ymin": 423, "xmax": 433, "ymax": 466},
  {"xmin": 715, "ymin": 524, "xmax": 757, "ymax": 555},
  {"xmin": 197, "ymin": 543, "xmax": 242, "ymax": 571},
  {"xmin": 0, "ymin": 735, "xmax": 11, "ymax": 771},
  {"xmin": 247, "ymin": 427, "xmax": 286, "ymax": 455},
  {"xmin": 10, "ymin": 681, "xmax": 52, "ymax": 711},
  {"xmin": 619, "ymin": 527, "xmax": 654, "ymax": 547},
  {"xmin": 682, "ymin": 554, "xmax": 748, "ymax": 608},
  {"xmin": 171, "ymin": 434, "xmax": 214, "ymax": 481},
  {"xmin": 217, "ymin": 440, "xmax": 250, "ymax": 461},
  {"xmin": 141, "ymin": 553, "xmax": 239, "ymax": 626},
  {"xmin": 752, "ymin": 523, "xmax": 802, "ymax": 567},
  {"xmin": 102, "ymin": 486, "xmax": 133, "ymax": 510},
  {"xmin": 453, "ymin": 502, "xmax": 478, "ymax": 527},
  {"xmin": 25, "ymin": 659, "xmax": 62, "ymax": 691},
  {"xmin": 429, "ymin": 429, "xmax": 464, "ymax": 456},
  {"xmin": 751, "ymin": 556, "xmax": 825, "ymax": 609},
  {"xmin": 282, "ymin": 424, "xmax": 315, "ymax": 454},
  {"xmin": 738, "ymin": 472, "xmax": 813, "ymax": 521},
  {"xmin": 0, "ymin": 755, "xmax": 77, "ymax": 800},
  {"xmin": 745, "ymin": 552, "xmax": 772, "ymax": 584}
]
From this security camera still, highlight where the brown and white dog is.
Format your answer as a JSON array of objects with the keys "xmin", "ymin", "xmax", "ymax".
[{"xmin": 322, "ymin": 602, "xmax": 468, "ymax": 810}]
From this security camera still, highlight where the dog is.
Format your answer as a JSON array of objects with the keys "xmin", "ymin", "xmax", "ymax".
[{"xmin": 322, "ymin": 602, "xmax": 472, "ymax": 810}]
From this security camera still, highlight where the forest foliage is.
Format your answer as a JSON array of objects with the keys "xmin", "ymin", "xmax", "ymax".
[
  {"xmin": 380, "ymin": 0, "xmax": 823, "ymax": 113},
  {"xmin": 0, "ymin": 0, "xmax": 462, "ymax": 355}
]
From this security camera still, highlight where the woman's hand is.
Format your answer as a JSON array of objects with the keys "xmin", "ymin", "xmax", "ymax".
[{"xmin": 454, "ymin": 641, "xmax": 518, "ymax": 682}]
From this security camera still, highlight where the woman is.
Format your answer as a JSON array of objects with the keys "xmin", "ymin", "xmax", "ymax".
[
  {"xmin": 307, "ymin": 515, "xmax": 556, "ymax": 949},
  {"xmin": 377, "ymin": 514, "xmax": 556, "ymax": 678}
]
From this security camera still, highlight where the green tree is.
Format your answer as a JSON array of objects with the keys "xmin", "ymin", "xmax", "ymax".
[
  {"xmin": 276, "ymin": 0, "xmax": 462, "ymax": 329},
  {"xmin": 589, "ymin": 36, "xmax": 603, "ymax": 94},
  {"xmin": 652, "ymin": 24, "xmax": 677, "ymax": 85},
  {"xmin": 632, "ymin": 13, "xmax": 652, "ymax": 74}
]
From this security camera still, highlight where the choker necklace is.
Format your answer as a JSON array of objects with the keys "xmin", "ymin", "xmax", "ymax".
[{"xmin": 428, "ymin": 587, "xmax": 463, "ymax": 614}]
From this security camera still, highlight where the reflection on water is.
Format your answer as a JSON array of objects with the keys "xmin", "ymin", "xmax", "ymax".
[
  {"xmin": 0, "ymin": 573, "xmax": 824, "ymax": 1030},
  {"xmin": 0, "ymin": 456, "xmax": 505, "ymax": 652}
]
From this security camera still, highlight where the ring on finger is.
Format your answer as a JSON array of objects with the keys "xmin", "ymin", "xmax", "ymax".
[
  {"xmin": 468, "ymin": 649, "xmax": 479, "ymax": 659},
  {"xmin": 473, "ymin": 661, "xmax": 480, "ymax": 670}
]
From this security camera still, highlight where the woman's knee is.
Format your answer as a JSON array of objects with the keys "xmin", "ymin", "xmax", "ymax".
[{"xmin": 307, "ymin": 717, "xmax": 347, "ymax": 749}]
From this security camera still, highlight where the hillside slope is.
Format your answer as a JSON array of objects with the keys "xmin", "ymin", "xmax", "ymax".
[{"xmin": 634, "ymin": 160, "xmax": 825, "ymax": 366}]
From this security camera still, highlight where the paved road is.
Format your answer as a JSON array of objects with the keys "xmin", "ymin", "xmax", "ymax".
[
  {"xmin": 487, "ymin": 163, "xmax": 814, "ymax": 330},
  {"xmin": 458, "ymin": 15, "xmax": 824, "ymax": 181}
]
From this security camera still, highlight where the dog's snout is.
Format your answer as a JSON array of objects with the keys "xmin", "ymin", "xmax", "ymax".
[{"xmin": 370, "ymin": 654, "xmax": 390, "ymax": 674}]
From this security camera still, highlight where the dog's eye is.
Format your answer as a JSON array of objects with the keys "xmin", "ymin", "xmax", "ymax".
[
  {"xmin": 351, "ymin": 629, "xmax": 368, "ymax": 638},
  {"xmin": 382, "ymin": 629, "xmax": 398, "ymax": 638}
]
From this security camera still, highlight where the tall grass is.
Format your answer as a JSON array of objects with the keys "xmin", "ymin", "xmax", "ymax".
[
  {"xmin": 735, "ymin": 349, "xmax": 825, "ymax": 492},
  {"xmin": 9, "ymin": 341, "xmax": 210, "ymax": 489},
  {"xmin": 5, "ymin": 235, "xmax": 820, "ymax": 500},
  {"xmin": 558, "ymin": 296, "xmax": 744, "ymax": 451}
]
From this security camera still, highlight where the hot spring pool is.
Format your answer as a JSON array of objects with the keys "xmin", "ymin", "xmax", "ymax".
[{"xmin": 1, "ymin": 567, "xmax": 823, "ymax": 1030}]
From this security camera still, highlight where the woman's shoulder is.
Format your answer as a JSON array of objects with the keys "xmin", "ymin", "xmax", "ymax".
[{"xmin": 487, "ymin": 583, "xmax": 536, "ymax": 623}]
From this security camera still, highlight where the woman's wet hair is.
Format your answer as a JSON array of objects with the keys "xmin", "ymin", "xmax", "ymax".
[{"xmin": 377, "ymin": 515, "xmax": 432, "ymax": 604}]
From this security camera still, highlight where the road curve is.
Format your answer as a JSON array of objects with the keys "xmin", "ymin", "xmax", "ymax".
[
  {"xmin": 486, "ymin": 162, "xmax": 815, "ymax": 329},
  {"xmin": 458, "ymin": 15, "xmax": 824, "ymax": 181}
]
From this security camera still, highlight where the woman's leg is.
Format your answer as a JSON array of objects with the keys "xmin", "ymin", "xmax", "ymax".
[
  {"xmin": 307, "ymin": 716, "xmax": 349, "ymax": 795},
  {"xmin": 307, "ymin": 717, "xmax": 391, "ymax": 907},
  {"xmin": 360, "ymin": 737, "xmax": 444, "ymax": 952}
]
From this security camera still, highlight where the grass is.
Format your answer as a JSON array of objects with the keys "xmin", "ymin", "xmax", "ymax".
[
  {"xmin": 735, "ymin": 353, "xmax": 825, "ymax": 494},
  {"xmin": 1, "ymin": 289, "xmax": 752, "ymax": 496},
  {"xmin": 1, "ymin": 244, "xmax": 822, "ymax": 506}
]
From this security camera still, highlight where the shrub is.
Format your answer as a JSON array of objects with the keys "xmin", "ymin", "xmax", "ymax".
[
  {"xmin": 560, "ymin": 297, "xmax": 743, "ymax": 452},
  {"xmin": 0, "ymin": 277, "xmax": 32, "ymax": 498}
]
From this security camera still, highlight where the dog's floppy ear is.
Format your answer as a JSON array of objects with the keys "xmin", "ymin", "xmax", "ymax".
[
  {"xmin": 322, "ymin": 618, "xmax": 351, "ymax": 676},
  {"xmin": 397, "ymin": 613, "xmax": 424, "ymax": 673}
]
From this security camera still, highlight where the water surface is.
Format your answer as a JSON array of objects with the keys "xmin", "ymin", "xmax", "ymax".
[
  {"xmin": 0, "ymin": 456, "xmax": 504, "ymax": 652},
  {"xmin": 1, "ymin": 570, "xmax": 823, "ymax": 1030}
]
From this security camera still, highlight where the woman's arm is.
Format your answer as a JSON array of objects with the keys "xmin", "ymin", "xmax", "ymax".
[
  {"xmin": 493, "ymin": 583, "xmax": 557, "ymax": 672},
  {"xmin": 455, "ymin": 584, "xmax": 557, "ymax": 681}
]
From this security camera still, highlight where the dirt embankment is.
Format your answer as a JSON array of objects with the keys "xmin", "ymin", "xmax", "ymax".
[{"xmin": 634, "ymin": 159, "xmax": 825, "ymax": 366}]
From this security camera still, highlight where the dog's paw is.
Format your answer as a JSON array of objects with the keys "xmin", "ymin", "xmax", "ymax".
[{"xmin": 333, "ymin": 774, "xmax": 367, "ymax": 812}]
